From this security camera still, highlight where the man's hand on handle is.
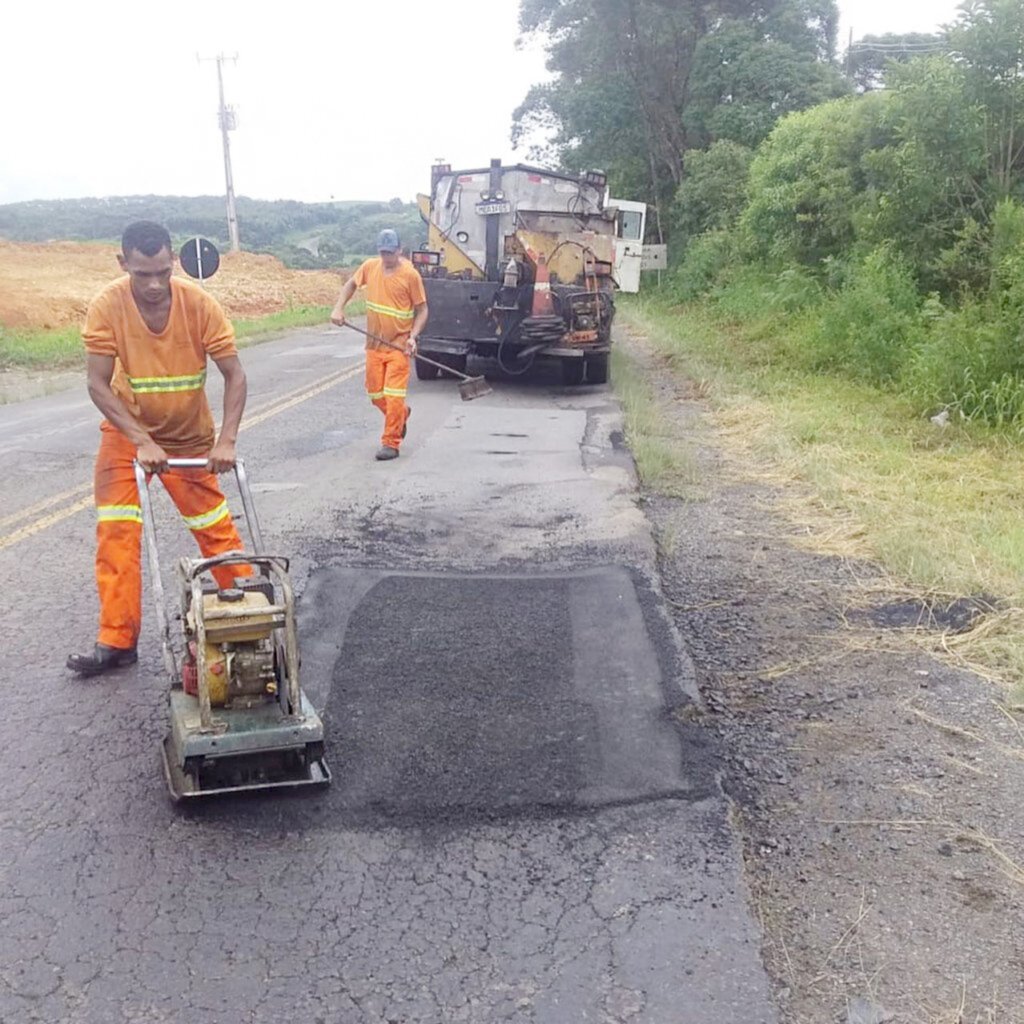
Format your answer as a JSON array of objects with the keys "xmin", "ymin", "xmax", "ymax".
[
  {"xmin": 407, "ymin": 334, "xmax": 419, "ymax": 356},
  {"xmin": 330, "ymin": 277, "xmax": 358, "ymax": 329},
  {"xmin": 136, "ymin": 439, "xmax": 170, "ymax": 474},
  {"xmin": 207, "ymin": 439, "xmax": 238, "ymax": 474}
]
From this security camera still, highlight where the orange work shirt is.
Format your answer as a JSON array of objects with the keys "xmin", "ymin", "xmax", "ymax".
[
  {"xmin": 352, "ymin": 257, "xmax": 427, "ymax": 349},
  {"xmin": 82, "ymin": 276, "xmax": 237, "ymax": 454}
]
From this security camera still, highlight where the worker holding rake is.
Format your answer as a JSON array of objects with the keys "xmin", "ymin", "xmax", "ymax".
[
  {"xmin": 67, "ymin": 221, "xmax": 251, "ymax": 677},
  {"xmin": 330, "ymin": 229, "xmax": 428, "ymax": 461}
]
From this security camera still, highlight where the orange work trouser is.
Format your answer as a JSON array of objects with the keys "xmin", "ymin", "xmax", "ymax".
[
  {"xmin": 93, "ymin": 422, "xmax": 251, "ymax": 650},
  {"xmin": 365, "ymin": 346, "xmax": 410, "ymax": 449}
]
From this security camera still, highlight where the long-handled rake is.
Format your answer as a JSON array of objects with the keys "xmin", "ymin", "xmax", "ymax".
[{"xmin": 341, "ymin": 323, "xmax": 492, "ymax": 401}]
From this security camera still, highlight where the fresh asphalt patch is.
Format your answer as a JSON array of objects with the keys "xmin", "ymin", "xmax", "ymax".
[
  {"xmin": 324, "ymin": 567, "xmax": 698, "ymax": 818},
  {"xmin": 189, "ymin": 565, "xmax": 707, "ymax": 827}
]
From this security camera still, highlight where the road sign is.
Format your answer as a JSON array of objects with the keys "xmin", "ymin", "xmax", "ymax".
[
  {"xmin": 179, "ymin": 237, "xmax": 221, "ymax": 281},
  {"xmin": 641, "ymin": 244, "xmax": 668, "ymax": 271}
]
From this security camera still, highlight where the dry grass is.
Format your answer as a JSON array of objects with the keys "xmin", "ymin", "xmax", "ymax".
[
  {"xmin": 906, "ymin": 703, "xmax": 1024, "ymax": 765},
  {"xmin": 620, "ymin": 302, "xmax": 1024, "ymax": 691}
]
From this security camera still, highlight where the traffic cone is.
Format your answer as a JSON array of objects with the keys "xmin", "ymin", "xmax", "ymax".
[{"xmin": 531, "ymin": 254, "xmax": 555, "ymax": 317}]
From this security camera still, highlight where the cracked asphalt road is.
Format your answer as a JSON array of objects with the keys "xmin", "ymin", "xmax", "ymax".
[{"xmin": 0, "ymin": 326, "xmax": 777, "ymax": 1023}]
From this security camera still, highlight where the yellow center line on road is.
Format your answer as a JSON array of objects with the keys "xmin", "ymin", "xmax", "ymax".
[
  {"xmin": 0, "ymin": 361, "xmax": 364, "ymax": 553},
  {"xmin": 240, "ymin": 363, "xmax": 362, "ymax": 431},
  {"xmin": 0, "ymin": 482, "xmax": 93, "ymax": 531},
  {"xmin": 0, "ymin": 496, "xmax": 95, "ymax": 552}
]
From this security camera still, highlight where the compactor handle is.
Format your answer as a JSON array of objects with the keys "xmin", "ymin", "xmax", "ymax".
[{"xmin": 135, "ymin": 457, "xmax": 266, "ymax": 554}]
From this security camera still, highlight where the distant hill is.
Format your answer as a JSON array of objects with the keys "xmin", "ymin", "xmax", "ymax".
[{"xmin": 0, "ymin": 195, "xmax": 426, "ymax": 270}]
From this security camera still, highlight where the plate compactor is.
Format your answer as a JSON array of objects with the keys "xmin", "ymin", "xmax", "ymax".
[{"xmin": 136, "ymin": 457, "xmax": 331, "ymax": 801}]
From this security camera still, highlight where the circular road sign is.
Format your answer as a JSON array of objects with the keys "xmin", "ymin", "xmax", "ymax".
[{"xmin": 179, "ymin": 237, "xmax": 221, "ymax": 281}]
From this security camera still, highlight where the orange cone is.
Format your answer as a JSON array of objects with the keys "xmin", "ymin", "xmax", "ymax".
[{"xmin": 531, "ymin": 254, "xmax": 555, "ymax": 317}]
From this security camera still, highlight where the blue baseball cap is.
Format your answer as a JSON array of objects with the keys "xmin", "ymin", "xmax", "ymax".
[{"xmin": 377, "ymin": 229, "xmax": 400, "ymax": 252}]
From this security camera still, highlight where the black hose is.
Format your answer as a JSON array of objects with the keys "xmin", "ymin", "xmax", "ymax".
[{"xmin": 496, "ymin": 315, "xmax": 536, "ymax": 376}]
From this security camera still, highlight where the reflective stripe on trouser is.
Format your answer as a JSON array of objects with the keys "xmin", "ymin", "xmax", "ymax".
[
  {"xmin": 365, "ymin": 346, "xmax": 410, "ymax": 450},
  {"xmin": 93, "ymin": 422, "xmax": 251, "ymax": 649}
]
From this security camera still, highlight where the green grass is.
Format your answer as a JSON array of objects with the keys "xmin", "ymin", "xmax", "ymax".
[
  {"xmin": 233, "ymin": 304, "xmax": 334, "ymax": 343},
  {"xmin": 611, "ymin": 344, "xmax": 700, "ymax": 499},
  {"xmin": 618, "ymin": 293, "xmax": 1024, "ymax": 689},
  {"xmin": 0, "ymin": 325, "xmax": 83, "ymax": 369},
  {"xmin": 0, "ymin": 299, "xmax": 366, "ymax": 370}
]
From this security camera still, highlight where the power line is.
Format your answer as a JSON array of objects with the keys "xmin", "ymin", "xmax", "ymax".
[{"xmin": 848, "ymin": 43, "xmax": 948, "ymax": 52}]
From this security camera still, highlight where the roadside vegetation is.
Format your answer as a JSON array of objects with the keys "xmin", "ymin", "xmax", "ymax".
[
  {"xmin": 610, "ymin": 344, "xmax": 699, "ymax": 500},
  {"xmin": 234, "ymin": 300, "xmax": 364, "ymax": 343},
  {"xmin": 522, "ymin": 0, "xmax": 1024, "ymax": 687},
  {"xmin": 618, "ymin": 296, "xmax": 1024, "ymax": 690},
  {"xmin": 0, "ymin": 195, "xmax": 424, "ymax": 270}
]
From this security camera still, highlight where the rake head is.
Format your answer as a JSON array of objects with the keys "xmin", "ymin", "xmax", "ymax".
[{"xmin": 457, "ymin": 375, "xmax": 493, "ymax": 401}]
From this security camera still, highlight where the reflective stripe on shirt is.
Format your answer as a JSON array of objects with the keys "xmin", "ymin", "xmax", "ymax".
[
  {"xmin": 127, "ymin": 369, "xmax": 207, "ymax": 394},
  {"xmin": 366, "ymin": 300, "xmax": 415, "ymax": 320}
]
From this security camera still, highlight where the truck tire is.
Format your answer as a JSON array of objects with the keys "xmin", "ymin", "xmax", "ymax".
[
  {"xmin": 438, "ymin": 354, "xmax": 467, "ymax": 378},
  {"xmin": 585, "ymin": 353, "xmax": 610, "ymax": 385},
  {"xmin": 561, "ymin": 359, "xmax": 586, "ymax": 386},
  {"xmin": 415, "ymin": 355, "xmax": 441, "ymax": 381}
]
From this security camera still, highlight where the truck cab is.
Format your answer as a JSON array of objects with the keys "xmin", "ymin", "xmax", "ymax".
[{"xmin": 610, "ymin": 199, "xmax": 647, "ymax": 294}]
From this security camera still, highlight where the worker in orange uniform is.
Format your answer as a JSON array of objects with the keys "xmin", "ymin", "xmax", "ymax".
[
  {"xmin": 330, "ymin": 229, "xmax": 428, "ymax": 460},
  {"xmin": 67, "ymin": 221, "xmax": 251, "ymax": 677}
]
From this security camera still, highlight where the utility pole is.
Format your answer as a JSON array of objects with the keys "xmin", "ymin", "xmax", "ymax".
[{"xmin": 199, "ymin": 53, "xmax": 240, "ymax": 252}]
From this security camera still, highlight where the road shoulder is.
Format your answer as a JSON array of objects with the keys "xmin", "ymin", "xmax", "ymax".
[{"xmin": 618, "ymin": 318, "xmax": 1024, "ymax": 1022}]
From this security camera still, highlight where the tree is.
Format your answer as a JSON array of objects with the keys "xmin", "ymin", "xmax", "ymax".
[
  {"xmin": 672, "ymin": 140, "xmax": 754, "ymax": 244},
  {"xmin": 514, "ymin": 0, "xmax": 846, "ymax": 236},
  {"xmin": 947, "ymin": 0, "xmax": 1024, "ymax": 195},
  {"xmin": 740, "ymin": 93, "xmax": 891, "ymax": 265},
  {"xmin": 688, "ymin": 20, "xmax": 848, "ymax": 149}
]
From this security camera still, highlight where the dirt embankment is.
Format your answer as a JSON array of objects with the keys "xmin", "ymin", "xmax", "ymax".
[{"xmin": 0, "ymin": 241, "xmax": 346, "ymax": 331}]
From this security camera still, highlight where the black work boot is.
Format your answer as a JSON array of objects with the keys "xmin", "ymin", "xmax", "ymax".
[
  {"xmin": 67, "ymin": 643, "xmax": 138, "ymax": 677},
  {"xmin": 375, "ymin": 446, "xmax": 400, "ymax": 461}
]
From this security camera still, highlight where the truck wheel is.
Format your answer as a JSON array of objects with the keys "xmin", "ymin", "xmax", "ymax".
[
  {"xmin": 415, "ymin": 355, "xmax": 441, "ymax": 381},
  {"xmin": 561, "ymin": 359, "xmax": 586, "ymax": 386},
  {"xmin": 586, "ymin": 353, "xmax": 610, "ymax": 385},
  {"xmin": 438, "ymin": 354, "xmax": 467, "ymax": 378}
]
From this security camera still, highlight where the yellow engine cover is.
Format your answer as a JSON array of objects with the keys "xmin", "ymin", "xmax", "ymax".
[{"xmin": 192, "ymin": 590, "xmax": 275, "ymax": 643}]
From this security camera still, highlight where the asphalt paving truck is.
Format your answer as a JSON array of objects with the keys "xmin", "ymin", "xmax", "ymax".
[{"xmin": 411, "ymin": 159, "xmax": 642, "ymax": 386}]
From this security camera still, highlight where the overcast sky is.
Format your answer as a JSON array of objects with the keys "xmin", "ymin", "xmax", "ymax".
[{"xmin": 0, "ymin": 0, "xmax": 963, "ymax": 207}]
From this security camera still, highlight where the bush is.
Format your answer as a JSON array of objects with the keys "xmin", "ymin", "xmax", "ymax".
[
  {"xmin": 672, "ymin": 142, "xmax": 754, "ymax": 244},
  {"xmin": 709, "ymin": 262, "xmax": 822, "ymax": 322},
  {"xmin": 900, "ymin": 199, "xmax": 1024, "ymax": 428},
  {"xmin": 740, "ymin": 94, "xmax": 890, "ymax": 266},
  {"xmin": 668, "ymin": 230, "xmax": 739, "ymax": 300},
  {"xmin": 904, "ymin": 296, "xmax": 1024, "ymax": 428},
  {"xmin": 805, "ymin": 246, "xmax": 923, "ymax": 384}
]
